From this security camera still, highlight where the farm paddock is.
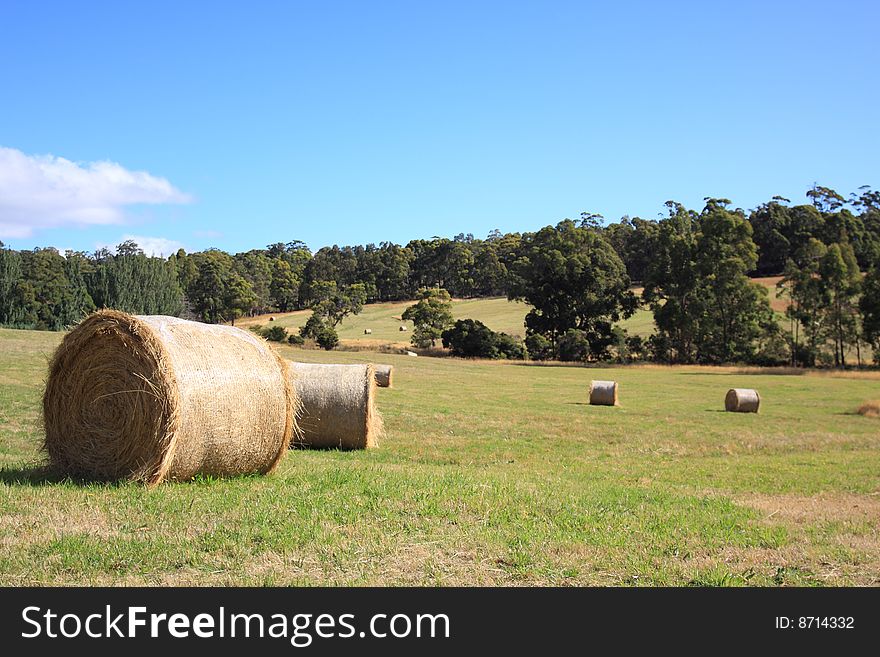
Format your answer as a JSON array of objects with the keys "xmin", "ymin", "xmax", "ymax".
[{"xmin": 1, "ymin": 327, "xmax": 878, "ymax": 586}]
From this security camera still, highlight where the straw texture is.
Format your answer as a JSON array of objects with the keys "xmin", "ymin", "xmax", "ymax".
[
  {"xmin": 42, "ymin": 310, "xmax": 295, "ymax": 486},
  {"xmin": 288, "ymin": 362, "xmax": 382, "ymax": 449},
  {"xmin": 725, "ymin": 388, "xmax": 760, "ymax": 413},
  {"xmin": 374, "ymin": 364, "xmax": 393, "ymax": 388},
  {"xmin": 589, "ymin": 380, "xmax": 618, "ymax": 406}
]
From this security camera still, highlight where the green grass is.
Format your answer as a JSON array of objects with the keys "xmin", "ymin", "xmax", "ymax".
[
  {"xmin": 241, "ymin": 295, "xmax": 656, "ymax": 344},
  {"xmin": 238, "ymin": 278, "xmax": 784, "ymax": 349},
  {"xmin": 1, "ymin": 327, "xmax": 879, "ymax": 586}
]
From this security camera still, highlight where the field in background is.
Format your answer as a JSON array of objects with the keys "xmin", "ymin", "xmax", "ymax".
[
  {"xmin": 239, "ymin": 296, "xmax": 655, "ymax": 345},
  {"xmin": 1, "ymin": 327, "xmax": 878, "ymax": 586},
  {"xmin": 238, "ymin": 278, "xmax": 783, "ymax": 346},
  {"xmin": 238, "ymin": 278, "xmax": 877, "ymax": 363}
]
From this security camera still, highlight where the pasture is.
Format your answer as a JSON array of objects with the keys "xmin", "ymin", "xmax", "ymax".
[
  {"xmin": 1, "ymin": 324, "xmax": 878, "ymax": 586},
  {"xmin": 240, "ymin": 295, "xmax": 657, "ymax": 345}
]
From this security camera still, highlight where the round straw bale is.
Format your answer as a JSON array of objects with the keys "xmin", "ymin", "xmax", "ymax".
[
  {"xmin": 588, "ymin": 380, "xmax": 618, "ymax": 406},
  {"xmin": 374, "ymin": 364, "xmax": 393, "ymax": 388},
  {"xmin": 42, "ymin": 310, "xmax": 295, "ymax": 486},
  {"xmin": 364, "ymin": 328, "xmax": 372, "ymax": 335},
  {"xmin": 399, "ymin": 325, "xmax": 407, "ymax": 331},
  {"xmin": 287, "ymin": 362, "xmax": 383, "ymax": 449},
  {"xmin": 856, "ymin": 400, "xmax": 880, "ymax": 418},
  {"xmin": 725, "ymin": 388, "xmax": 760, "ymax": 413}
]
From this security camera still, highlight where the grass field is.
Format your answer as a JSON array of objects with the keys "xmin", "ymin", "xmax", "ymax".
[
  {"xmin": 1, "ymin": 326, "xmax": 879, "ymax": 586},
  {"xmin": 238, "ymin": 279, "xmax": 875, "ymax": 363},
  {"xmin": 239, "ymin": 296, "xmax": 656, "ymax": 345},
  {"xmin": 238, "ymin": 278, "xmax": 781, "ymax": 346}
]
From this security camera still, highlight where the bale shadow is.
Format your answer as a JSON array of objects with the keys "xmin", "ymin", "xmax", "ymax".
[
  {"xmin": 0, "ymin": 464, "xmax": 68, "ymax": 486},
  {"xmin": 0, "ymin": 463, "xmax": 126, "ymax": 487}
]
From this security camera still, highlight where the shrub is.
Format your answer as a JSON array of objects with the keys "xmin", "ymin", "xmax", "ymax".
[
  {"xmin": 260, "ymin": 325, "xmax": 288, "ymax": 342},
  {"xmin": 441, "ymin": 319, "xmax": 526, "ymax": 359},
  {"xmin": 524, "ymin": 333, "xmax": 553, "ymax": 360},
  {"xmin": 493, "ymin": 332, "xmax": 527, "ymax": 360},
  {"xmin": 315, "ymin": 326, "xmax": 339, "ymax": 350},
  {"xmin": 442, "ymin": 319, "xmax": 497, "ymax": 358},
  {"xmin": 557, "ymin": 329, "xmax": 590, "ymax": 362},
  {"xmin": 287, "ymin": 333, "xmax": 304, "ymax": 346},
  {"xmin": 299, "ymin": 312, "xmax": 326, "ymax": 339}
]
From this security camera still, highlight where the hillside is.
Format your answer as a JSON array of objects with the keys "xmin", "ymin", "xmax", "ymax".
[{"xmin": 237, "ymin": 278, "xmax": 784, "ymax": 345}]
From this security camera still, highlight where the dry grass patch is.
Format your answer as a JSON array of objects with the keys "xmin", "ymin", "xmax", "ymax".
[{"xmin": 736, "ymin": 492, "xmax": 880, "ymax": 524}]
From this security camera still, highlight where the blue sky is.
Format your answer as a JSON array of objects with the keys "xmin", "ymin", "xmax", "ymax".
[{"xmin": 1, "ymin": 0, "xmax": 878, "ymax": 256}]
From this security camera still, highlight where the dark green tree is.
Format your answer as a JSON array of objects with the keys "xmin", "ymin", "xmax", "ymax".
[
  {"xmin": 691, "ymin": 199, "xmax": 778, "ymax": 363},
  {"xmin": 510, "ymin": 219, "xmax": 636, "ymax": 360},
  {"xmin": 819, "ymin": 242, "xmax": 862, "ymax": 366},
  {"xmin": 860, "ymin": 267, "xmax": 880, "ymax": 364}
]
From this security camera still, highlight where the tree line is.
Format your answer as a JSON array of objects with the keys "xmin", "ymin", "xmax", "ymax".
[{"xmin": 1, "ymin": 184, "xmax": 878, "ymax": 365}]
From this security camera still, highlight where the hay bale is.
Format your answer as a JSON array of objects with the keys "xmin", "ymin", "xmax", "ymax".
[
  {"xmin": 399, "ymin": 325, "xmax": 408, "ymax": 332},
  {"xmin": 42, "ymin": 310, "xmax": 295, "ymax": 487},
  {"xmin": 287, "ymin": 362, "xmax": 383, "ymax": 449},
  {"xmin": 406, "ymin": 350, "xmax": 418, "ymax": 357},
  {"xmin": 588, "ymin": 380, "xmax": 618, "ymax": 406},
  {"xmin": 725, "ymin": 388, "xmax": 760, "ymax": 413},
  {"xmin": 269, "ymin": 316, "xmax": 275, "ymax": 321},
  {"xmin": 857, "ymin": 400, "xmax": 880, "ymax": 418},
  {"xmin": 364, "ymin": 328, "xmax": 372, "ymax": 335},
  {"xmin": 374, "ymin": 364, "xmax": 393, "ymax": 388}
]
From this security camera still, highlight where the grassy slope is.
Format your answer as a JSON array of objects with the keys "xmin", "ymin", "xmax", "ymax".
[
  {"xmin": 239, "ymin": 297, "xmax": 656, "ymax": 343},
  {"xmin": 1, "ymin": 327, "xmax": 879, "ymax": 586},
  {"xmin": 240, "ymin": 277, "xmax": 876, "ymax": 362}
]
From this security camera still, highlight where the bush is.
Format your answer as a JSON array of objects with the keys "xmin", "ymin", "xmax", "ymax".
[
  {"xmin": 315, "ymin": 326, "xmax": 339, "ymax": 350},
  {"xmin": 442, "ymin": 319, "xmax": 497, "ymax": 358},
  {"xmin": 288, "ymin": 333, "xmax": 304, "ymax": 346},
  {"xmin": 493, "ymin": 332, "xmax": 527, "ymax": 360},
  {"xmin": 260, "ymin": 325, "xmax": 288, "ymax": 342},
  {"xmin": 299, "ymin": 312, "xmax": 326, "ymax": 339},
  {"xmin": 441, "ymin": 319, "xmax": 526, "ymax": 359},
  {"xmin": 524, "ymin": 333, "xmax": 553, "ymax": 360},
  {"xmin": 557, "ymin": 329, "xmax": 590, "ymax": 362}
]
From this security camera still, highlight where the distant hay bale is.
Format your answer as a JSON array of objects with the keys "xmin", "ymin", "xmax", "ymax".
[
  {"xmin": 406, "ymin": 351, "xmax": 418, "ymax": 357},
  {"xmin": 364, "ymin": 328, "xmax": 372, "ymax": 335},
  {"xmin": 287, "ymin": 362, "xmax": 383, "ymax": 449},
  {"xmin": 42, "ymin": 310, "xmax": 295, "ymax": 487},
  {"xmin": 374, "ymin": 364, "xmax": 393, "ymax": 388},
  {"xmin": 269, "ymin": 316, "xmax": 275, "ymax": 321},
  {"xmin": 399, "ymin": 325, "xmax": 408, "ymax": 332},
  {"xmin": 588, "ymin": 380, "xmax": 618, "ymax": 406},
  {"xmin": 857, "ymin": 400, "xmax": 880, "ymax": 418},
  {"xmin": 725, "ymin": 388, "xmax": 760, "ymax": 413}
]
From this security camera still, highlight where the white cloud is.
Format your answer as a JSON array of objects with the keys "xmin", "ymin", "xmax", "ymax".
[
  {"xmin": 97, "ymin": 235, "xmax": 186, "ymax": 258},
  {"xmin": 0, "ymin": 146, "xmax": 191, "ymax": 238}
]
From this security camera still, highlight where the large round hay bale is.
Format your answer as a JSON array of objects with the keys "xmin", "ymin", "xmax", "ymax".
[
  {"xmin": 42, "ymin": 310, "xmax": 295, "ymax": 486},
  {"xmin": 725, "ymin": 388, "xmax": 760, "ymax": 413},
  {"xmin": 374, "ymin": 364, "xmax": 393, "ymax": 388},
  {"xmin": 856, "ymin": 400, "xmax": 879, "ymax": 418},
  {"xmin": 589, "ymin": 380, "xmax": 618, "ymax": 406},
  {"xmin": 287, "ymin": 362, "xmax": 382, "ymax": 449}
]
